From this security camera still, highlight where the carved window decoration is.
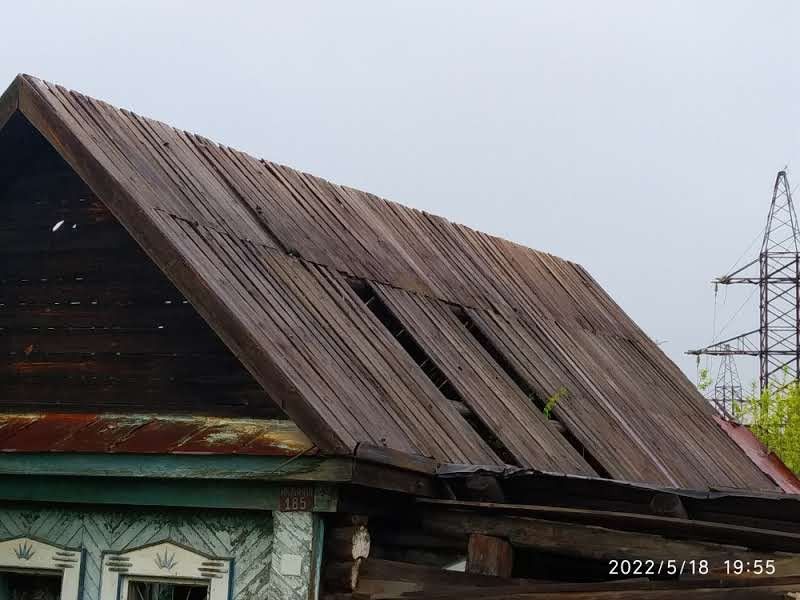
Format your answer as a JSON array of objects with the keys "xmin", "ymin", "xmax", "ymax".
[
  {"xmin": 0, "ymin": 537, "xmax": 83, "ymax": 600},
  {"xmin": 100, "ymin": 542, "xmax": 231, "ymax": 600}
]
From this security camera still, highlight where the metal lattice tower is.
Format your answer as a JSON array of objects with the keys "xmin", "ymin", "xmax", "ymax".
[
  {"xmin": 711, "ymin": 345, "xmax": 742, "ymax": 419},
  {"xmin": 689, "ymin": 170, "xmax": 800, "ymax": 392}
]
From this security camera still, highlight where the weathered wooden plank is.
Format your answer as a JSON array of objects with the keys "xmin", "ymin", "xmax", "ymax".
[
  {"xmin": 0, "ymin": 352, "xmax": 246, "ymax": 380},
  {"xmin": 0, "ymin": 381, "xmax": 275, "ymax": 416},
  {"xmin": 418, "ymin": 498, "xmax": 800, "ymax": 553},
  {"xmin": 0, "ymin": 303, "xmax": 206, "ymax": 329},
  {"xmin": 394, "ymin": 583, "xmax": 798, "ymax": 600},
  {"xmin": 464, "ymin": 307, "xmax": 681, "ymax": 485},
  {"xmin": 0, "ymin": 474, "xmax": 339, "ymax": 511},
  {"xmin": 311, "ymin": 266, "xmax": 499, "ymax": 464},
  {"xmin": 0, "ymin": 329, "xmax": 226, "ymax": 355},
  {"xmin": 389, "ymin": 578, "xmax": 800, "ymax": 600},
  {"xmin": 1, "ymin": 280, "xmax": 183, "ymax": 305},
  {"xmin": 325, "ymin": 525, "xmax": 371, "ymax": 561},
  {"xmin": 374, "ymin": 284, "xmax": 594, "ymax": 473},
  {"xmin": 199, "ymin": 230, "xmax": 378, "ymax": 446},
  {"xmin": 354, "ymin": 558, "xmax": 546, "ymax": 597},
  {"xmin": 0, "ymin": 248, "xmax": 165, "ymax": 283},
  {"xmin": 355, "ymin": 444, "xmax": 439, "ymax": 475},
  {"xmin": 0, "ymin": 226, "xmax": 136, "ymax": 256},
  {"xmin": 0, "ymin": 454, "xmax": 350, "ymax": 480},
  {"xmin": 467, "ymin": 534, "xmax": 513, "ymax": 577},
  {"xmin": 422, "ymin": 509, "xmax": 778, "ymax": 563}
]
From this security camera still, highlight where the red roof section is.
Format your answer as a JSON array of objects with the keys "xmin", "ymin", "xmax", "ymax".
[
  {"xmin": 714, "ymin": 416, "xmax": 800, "ymax": 494},
  {"xmin": 0, "ymin": 413, "xmax": 315, "ymax": 456}
]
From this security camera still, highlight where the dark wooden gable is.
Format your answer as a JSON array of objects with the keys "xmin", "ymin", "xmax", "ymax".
[{"xmin": 0, "ymin": 113, "xmax": 284, "ymax": 417}]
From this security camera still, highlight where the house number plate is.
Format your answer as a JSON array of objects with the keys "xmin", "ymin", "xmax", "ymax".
[{"xmin": 279, "ymin": 486, "xmax": 314, "ymax": 511}]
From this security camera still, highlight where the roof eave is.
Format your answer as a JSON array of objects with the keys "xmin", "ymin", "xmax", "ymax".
[{"xmin": 0, "ymin": 74, "xmax": 21, "ymax": 131}]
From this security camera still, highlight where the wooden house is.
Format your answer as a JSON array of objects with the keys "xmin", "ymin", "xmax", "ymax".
[{"xmin": 2, "ymin": 74, "xmax": 800, "ymax": 600}]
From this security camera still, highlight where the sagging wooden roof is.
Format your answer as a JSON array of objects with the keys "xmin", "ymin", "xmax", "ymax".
[{"xmin": 0, "ymin": 74, "xmax": 777, "ymax": 491}]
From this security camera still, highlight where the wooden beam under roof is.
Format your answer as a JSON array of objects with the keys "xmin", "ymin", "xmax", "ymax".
[
  {"xmin": 421, "ymin": 508, "xmax": 785, "ymax": 564},
  {"xmin": 417, "ymin": 498, "xmax": 800, "ymax": 553}
]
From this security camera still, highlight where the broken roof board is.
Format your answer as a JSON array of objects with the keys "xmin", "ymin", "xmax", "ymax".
[{"xmin": 0, "ymin": 74, "xmax": 776, "ymax": 491}]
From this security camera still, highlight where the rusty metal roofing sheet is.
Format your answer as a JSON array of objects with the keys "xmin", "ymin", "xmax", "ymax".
[
  {"xmin": 713, "ymin": 416, "xmax": 800, "ymax": 495},
  {"xmin": 0, "ymin": 413, "xmax": 315, "ymax": 456}
]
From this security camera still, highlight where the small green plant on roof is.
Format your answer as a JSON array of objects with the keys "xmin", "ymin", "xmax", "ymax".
[
  {"xmin": 732, "ymin": 372, "xmax": 800, "ymax": 474},
  {"xmin": 544, "ymin": 387, "xmax": 569, "ymax": 419},
  {"xmin": 697, "ymin": 368, "xmax": 713, "ymax": 393}
]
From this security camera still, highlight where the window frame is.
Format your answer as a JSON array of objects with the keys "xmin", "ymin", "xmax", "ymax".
[
  {"xmin": 122, "ymin": 576, "xmax": 210, "ymax": 600},
  {"xmin": 100, "ymin": 542, "xmax": 231, "ymax": 600},
  {"xmin": 0, "ymin": 536, "xmax": 82, "ymax": 600}
]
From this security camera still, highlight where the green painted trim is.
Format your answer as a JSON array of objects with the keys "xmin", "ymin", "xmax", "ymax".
[
  {"xmin": 0, "ymin": 475, "xmax": 338, "ymax": 512},
  {"xmin": 0, "ymin": 453, "xmax": 353, "ymax": 481}
]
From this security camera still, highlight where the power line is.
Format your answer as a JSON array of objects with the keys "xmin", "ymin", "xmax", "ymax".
[{"xmin": 688, "ymin": 170, "xmax": 800, "ymax": 396}]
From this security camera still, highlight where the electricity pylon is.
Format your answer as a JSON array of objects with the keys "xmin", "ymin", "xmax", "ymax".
[
  {"xmin": 688, "ymin": 170, "xmax": 800, "ymax": 392},
  {"xmin": 711, "ymin": 345, "xmax": 743, "ymax": 419}
]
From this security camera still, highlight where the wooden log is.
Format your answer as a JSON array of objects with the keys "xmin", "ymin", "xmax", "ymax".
[
  {"xmin": 422, "ymin": 509, "xmax": 778, "ymax": 563},
  {"xmin": 0, "ymin": 380, "xmax": 278, "ymax": 417},
  {"xmin": 418, "ymin": 498, "xmax": 800, "ymax": 554},
  {"xmin": 400, "ymin": 575, "xmax": 800, "ymax": 600},
  {"xmin": 462, "ymin": 474, "xmax": 506, "ymax": 503},
  {"xmin": 326, "ymin": 525, "xmax": 371, "ymax": 560},
  {"xmin": 398, "ymin": 584, "xmax": 800, "ymax": 599},
  {"xmin": 354, "ymin": 558, "xmax": 550, "ymax": 597},
  {"xmin": 328, "ymin": 513, "xmax": 369, "ymax": 527},
  {"xmin": 323, "ymin": 559, "xmax": 362, "ymax": 593},
  {"xmin": 650, "ymin": 493, "xmax": 689, "ymax": 519},
  {"xmin": 467, "ymin": 534, "xmax": 513, "ymax": 578},
  {"xmin": 355, "ymin": 443, "xmax": 438, "ymax": 474},
  {"xmin": 370, "ymin": 545, "xmax": 464, "ymax": 568},
  {"xmin": 418, "ymin": 585, "xmax": 798, "ymax": 600},
  {"xmin": 370, "ymin": 529, "xmax": 465, "ymax": 551},
  {"xmin": 351, "ymin": 460, "xmax": 438, "ymax": 497}
]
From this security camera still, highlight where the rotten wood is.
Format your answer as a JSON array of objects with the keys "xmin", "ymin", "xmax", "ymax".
[
  {"xmin": 467, "ymin": 534, "xmax": 513, "ymax": 578},
  {"xmin": 422, "ymin": 508, "xmax": 781, "ymax": 563},
  {"xmin": 417, "ymin": 497, "xmax": 800, "ymax": 553},
  {"xmin": 326, "ymin": 525, "xmax": 371, "ymax": 561},
  {"xmin": 355, "ymin": 443, "xmax": 439, "ymax": 475},
  {"xmin": 353, "ymin": 558, "xmax": 547, "ymax": 597},
  {"xmin": 324, "ymin": 559, "xmax": 363, "ymax": 593}
]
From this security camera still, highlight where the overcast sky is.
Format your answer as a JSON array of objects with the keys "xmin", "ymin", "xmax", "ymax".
[{"xmin": 3, "ymin": 1, "xmax": 798, "ymax": 385}]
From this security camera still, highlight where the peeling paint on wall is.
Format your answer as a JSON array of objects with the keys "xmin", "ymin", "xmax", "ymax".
[{"xmin": 0, "ymin": 504, "xmax": 274, "ymax": 600}]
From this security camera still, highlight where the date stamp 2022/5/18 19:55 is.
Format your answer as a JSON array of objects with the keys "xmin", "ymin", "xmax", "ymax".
[{"xmin": 608, "ymin": 558, "xmax": 777, "ymax": 577}]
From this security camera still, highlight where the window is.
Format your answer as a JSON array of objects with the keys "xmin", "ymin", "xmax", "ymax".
[
  {"xmin": 101, "ymin": 542, "xmax": 230, "ymax": 600},
  {"xmin": 125, "ymin": 579, "xmax": 208, "ymax": 600},
  {"xmin": 0, "ymin": 538, "xmax": 82, "ymax": 600},
  {"xmin": 0, "ymin": 572, "xmax": 62, "ymax": 600}
]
